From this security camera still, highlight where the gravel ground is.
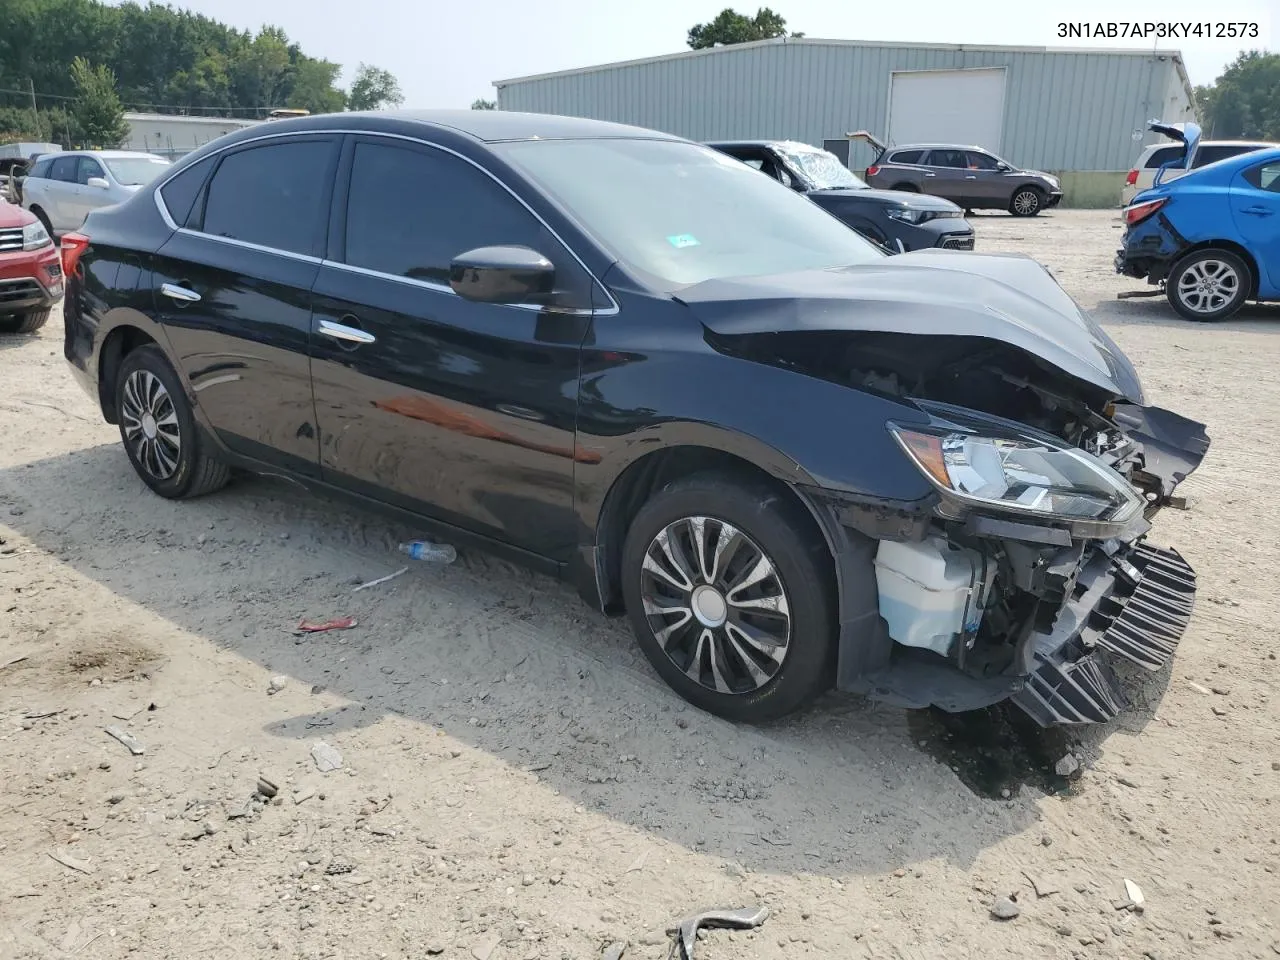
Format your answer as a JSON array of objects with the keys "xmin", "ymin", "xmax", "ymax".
[{"xmin": 1, "ymin": 209, "xmax": 1278, "ymax": 960}]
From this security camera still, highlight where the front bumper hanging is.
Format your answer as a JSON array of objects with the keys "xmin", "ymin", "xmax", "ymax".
[{"xmin": 1013, "ymin": 541, "xmax": 1197, "ymax": 726}]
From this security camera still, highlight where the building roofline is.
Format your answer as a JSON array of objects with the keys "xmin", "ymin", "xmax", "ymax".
[{"xmin": 494, "ymin": 36, "xmax": 1186, "ymax": 87}]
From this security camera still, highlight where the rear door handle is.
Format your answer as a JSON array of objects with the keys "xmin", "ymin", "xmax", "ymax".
[
  {"xmin": 964, "ymin": 175, "xmax": 977, "ymax": 180},
  {"xmin": 1241, "ymin": 205, "xmax": 1274, "ymax": 217},
  {"xmin": 924, "ymin": 172, "xmax": 936, "ymax": 177},
  {"xmin": 160, "ymin": 282, "xmax": 201, "ymax": 303},
  {"xmin": 318, "ymin": 318, "xmax": 376, "ymax": 345}
]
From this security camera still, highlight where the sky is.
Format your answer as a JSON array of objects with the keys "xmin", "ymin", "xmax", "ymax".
[{"xmin": 162, "ymin": 0, "xmax": 1275, "ymax": 106}]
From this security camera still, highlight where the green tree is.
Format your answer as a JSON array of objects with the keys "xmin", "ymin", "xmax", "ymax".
[
  {"xmin": 347, "ymin": 63, "xmax": 404, "ymax": 111},
  {"xmin": 1196, "ymin": 50, "xmax": 1280, "ymax": 140},
  {"xmin": 290, "ymin": 58, "xmax": 346, "ymax": 114},
  {"xmin": 70, "ymin": 57, "xmax": 128, "ymax": 147},
  {"xmin": 687, "ymin": 7, "xmax": 800, "ymax": 49},
  {"xmin": 471, "ymin": 98, "xmax": 496, "ymax": 110}
]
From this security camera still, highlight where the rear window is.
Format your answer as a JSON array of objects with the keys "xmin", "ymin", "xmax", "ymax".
[
  {"xmin": 1193, "ymin": 144, "xmax": 1267, "ymax": 168},
  {"xmin": 887, "ymin": 150, "xmax": 923, "ymax": 165},
  {"xmin": 1143, "ymin": 145, "xmax": 1183, "ymax": 169}
]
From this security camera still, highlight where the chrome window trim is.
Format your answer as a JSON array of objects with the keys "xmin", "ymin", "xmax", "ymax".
[{"xmin": 151, "ymin": 127, "xmax": 620, "ymax": 316}]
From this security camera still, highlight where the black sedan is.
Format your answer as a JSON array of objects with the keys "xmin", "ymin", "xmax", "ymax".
[
  {"xmin": 61, "ymin": 110, "xmax": 1206, "ymax": 727},
  {"xmin": 708, "ymin": 140, "xmax": 975, "ymax": 252}
]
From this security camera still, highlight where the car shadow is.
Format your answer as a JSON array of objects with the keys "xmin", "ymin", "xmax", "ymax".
[
  {"xmin": 1096, "ymin": 296, "xmax": 1280, "ymax": 331},
  {"xmin": 0, "ymin": 443, "xmax": 1177, "ymax": 877}
]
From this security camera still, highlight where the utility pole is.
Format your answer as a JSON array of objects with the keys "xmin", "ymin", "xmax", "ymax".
[{"xmin": 29, "ymin": 78, "xmax": 43, "ymax": 141}]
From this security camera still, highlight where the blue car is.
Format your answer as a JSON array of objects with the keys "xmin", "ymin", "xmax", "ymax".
[{"xmin": 1116, "ymin": 121, "xmax": 1280, "ymax": 321}]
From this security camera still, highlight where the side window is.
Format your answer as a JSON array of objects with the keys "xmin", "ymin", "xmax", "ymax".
[
  {"xmin": 343, "ymin": 140, "xmax": 592, "ymax": 308},
  {"xmin": 1242, "ymin": 161, "xmax": 1280, "ymax": 193},
  {"xmin": 739, "ymin": 157, "xmax": 765, "ymax": 170},
  {"xmin": 966, "ymin": 151, "xmax": 1001, "ymax": 171},
  {"xmin": 159, "ymin": 154, "xmax": 216, "ymax": 228},
  {"xmin": 76, "ymin": 157, "xmax": 105, "ymax": 184},
  {"xmin": 199, "ymin": 139, "xmax": 335, "ymax": 256},
  {"xmin": 28, "ymin": 158, "xmax": 52, "ymax": 179},
  {"xmin": 1194, "ymin": 144, "xmax": 1260, "ymax": 168},
  {"xmin": 928, "ymin": 150, "xmax": 968, "ymax": 169},
  {"xmin": 888, "ymin": 150, "xmax": 923, "ymax": 165},
  {"xmin": 1145, "ymin": 146, "xmax": 1182, "ymax": 169},
  {"xmin": 50, "ymin": 156, "xmax": 78, "ymax": 182}
]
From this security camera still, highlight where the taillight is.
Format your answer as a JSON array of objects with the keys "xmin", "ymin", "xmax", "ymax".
[
  {"xmin": 1125, "ymin": 197, "xmax": 1168, "ymax": 226},
  {"xmin": 866, "ymin": 165, "xmax": 880, "ymax": 177},
  {"xmin": 1125, "ymin": 169, "xmax": 1139, "ymax": 185},
  {"xmin": 60, "ymin": 232, "xmax": 90, "ymax": 278}
]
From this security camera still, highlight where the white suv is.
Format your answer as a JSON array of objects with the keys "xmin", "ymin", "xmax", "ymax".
[
  {"xmin": 21, "ymin": 150, "xmax": 169, "ymax": 236},
  {"xmin": 1122, "ymin": 139, "xmax": 1276, "ymax": 206}
]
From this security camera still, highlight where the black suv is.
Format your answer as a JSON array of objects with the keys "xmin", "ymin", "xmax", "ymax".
[
  {"xmin": 63, "ymin": 111, "xmax": 1206, "ymax": 727},
  {"xmin": 709, "ymin": 140, "xmax": 974, "ymax": 252}
]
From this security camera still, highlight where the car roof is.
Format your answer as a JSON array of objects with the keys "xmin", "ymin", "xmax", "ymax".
[
  {"xmin": 888, "ymin": 144, "xmax": 992, "ymax": 152},
  {"xmin": 265, "ymin": 109, "xmax": 682, "ymax": 144}
]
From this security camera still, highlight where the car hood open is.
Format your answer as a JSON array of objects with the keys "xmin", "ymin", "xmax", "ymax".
[{"xmin": 675, "ymin": 249, "xmax": 1144, "ymax": 402}]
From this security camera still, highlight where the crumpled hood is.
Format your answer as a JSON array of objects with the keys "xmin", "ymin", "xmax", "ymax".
[
  {"xmin": 808, "ymin": 187, "xmax": 962, "ymax": 211},
  {"xmin": 676, "ymin": 249, "xmax": 1144, "ymax": 402}
]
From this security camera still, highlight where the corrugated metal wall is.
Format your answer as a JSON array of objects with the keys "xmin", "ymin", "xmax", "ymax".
[{"xmin": 496, "ymin": 41, "xmax": 1191, "ymax": 171}]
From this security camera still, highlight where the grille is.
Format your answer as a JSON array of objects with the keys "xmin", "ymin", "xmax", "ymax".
[
  {"xmin": 0, "ymin": 278, "xmax": 41, "ymax": 304},
  {"xmin": 0, "ymin": 227, "xmax": 24, "ymax": 252},
  {"xmin": 940, "ymin": 236, "xmax": 975, "ymax": 250}
]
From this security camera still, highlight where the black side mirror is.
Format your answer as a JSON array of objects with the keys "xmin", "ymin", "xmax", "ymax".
[{"xmin": 449, "ymin": 245, "xmax": 555, "ymax": 305}]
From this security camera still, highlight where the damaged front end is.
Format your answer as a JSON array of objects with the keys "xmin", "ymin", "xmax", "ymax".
[{"xmin": 773, "ymin": 336, "xmax": 1208, "ymax": 727}]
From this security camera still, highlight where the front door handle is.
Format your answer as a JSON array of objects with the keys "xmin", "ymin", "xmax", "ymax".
[
  {"xmin": 160, "ymin": 282, "xmax": 201, "ymax": 303},
  {"xmin": 1241, "ymin": 205, "xmax": 1274, "ymax": 217},
  {"xmin": 318, "ymin": 318, "xmax": 376, "ymax": 345},
  {"xmin": 924, "ymin": 172, "xmax": 937, "ymax": 177},
  {"xmin": 964, "ymin": 175, "xmax": 977, "ymax": 180}
]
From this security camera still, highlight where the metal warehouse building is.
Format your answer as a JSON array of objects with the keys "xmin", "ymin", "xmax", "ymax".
[{"xmin": 494, "ymin": 39, "xmax": 1196, "ymax": 207}]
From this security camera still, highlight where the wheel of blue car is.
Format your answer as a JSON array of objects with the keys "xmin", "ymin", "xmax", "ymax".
[
  {"xmin": 1166, "ymin": 248, "xmax": 1251, "ymax": 322},
  {"xmin": 620, "ymin": 472, "xmax": 837, "ymax": 723},
  {"xmin": 115, "ymin": 344, "xmax": 231, "ymax": 499}
]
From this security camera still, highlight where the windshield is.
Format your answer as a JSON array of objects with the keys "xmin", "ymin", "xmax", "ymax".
[
  {"xmin": 497, "ymin": 138, "xmax": 882, "ymax": 288},
  {"xmin": 104, "ymin": 157, "xmax": 170, "ymax": 186},
  {"xmin": 776, "ymin": 145, "xmax": 868, "ymax": 190}
]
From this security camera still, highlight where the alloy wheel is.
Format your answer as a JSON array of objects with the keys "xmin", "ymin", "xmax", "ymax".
[
  {"xmin": 1176, "ymin": 258, "xmax": 1240, "ymax": 316},
  {"xmin": 639, "ymin": 516, "xmax": 791, "ymax": 695},
  {"xmin": 1012, "ymin": 190, "xmax": 1040, "ymax": 215},
  {"xmin": 120, "ymin": 369, "xmax": 182, "ymax": 480}
]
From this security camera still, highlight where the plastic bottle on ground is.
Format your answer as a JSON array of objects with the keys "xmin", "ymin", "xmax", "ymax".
[{"xmin": 398, "ymin": 540, "xmax": 457, "ymax": 564}]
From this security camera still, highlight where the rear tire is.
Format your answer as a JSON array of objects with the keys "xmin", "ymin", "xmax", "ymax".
[
  {"xmin": 1165, "ymin": 248, "xmax": 1250, "ymax": 322},
  {"xmin": 0, "ymin": 308, "xmax": 50, "ymax": 334},
  {"xmin": 1009, "ymin": 187, "xmax": 1044, "ymax": 216},
  {"xmin": 114, "ymin": 344, "xmax": 230, "ymax": 499},
  {"xmin": 620, "ymin": 471, "xmax": 837, "ymax": 724}
]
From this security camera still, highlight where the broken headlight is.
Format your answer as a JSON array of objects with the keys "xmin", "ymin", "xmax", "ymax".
[{"xmin": 889, "ymin": 423, "xmax": 1143, "ymax": 524}]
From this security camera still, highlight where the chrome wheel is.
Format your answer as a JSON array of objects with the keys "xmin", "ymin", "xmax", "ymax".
[
  {"xmin": 121, "ymin": 370, "xmax": 182, "ymax": 480},
  {"xmin": 1176, "ymin": 258, "xmax": 1240, "ymax": 315},
  {"xmin": 1011, "ymin": 190, "xmax": 1040, "ymax": 215},
  {"xmin": 639, "ymin": 516, "xmax": 791, "ymax": 695}
]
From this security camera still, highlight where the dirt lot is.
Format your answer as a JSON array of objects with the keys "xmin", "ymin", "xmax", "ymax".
[{"xmin": 1, "ymin": 209, "xmax": 1278, "ymax": 960}]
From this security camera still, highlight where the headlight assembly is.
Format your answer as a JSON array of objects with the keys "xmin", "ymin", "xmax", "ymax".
[
  {"xmin": 22, "ymin": 220, "xmax": 52, "ymax": 251},
  {"xmin": 889, "ymin": 423, "xmax": 1143, "ymax": 525}
]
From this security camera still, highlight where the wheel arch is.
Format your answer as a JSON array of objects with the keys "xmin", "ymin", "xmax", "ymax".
[
  {"xmin": 587, "ymin": 444, "xmax": 833, "ymax": 616},
  {"xmin": 98, "ymin": 323, "xmax": 160, "ymax": 423}
]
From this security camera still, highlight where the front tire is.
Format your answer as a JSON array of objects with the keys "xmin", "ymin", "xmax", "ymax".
[
  {"xmin": 0, "ymin": 308, "xmax": 50, "ymax": 334},
  {"xmin": 115, "ymin": 344, "xmax": 230, "ymax": 499},
  {"xmin": 620, "ymin": 472, "xmax": 837, "ymax": 723},
  {"xmin": 1009, "ymin": 187, "xmax": 1043, "ymax": 216},
  {"xmin": 1165, "ymin": 249, "xmax": 1250, "ymax": 322}
]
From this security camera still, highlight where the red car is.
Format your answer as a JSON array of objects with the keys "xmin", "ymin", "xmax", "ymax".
[{"xmin": 0, "ymin": 196, "xmax": 62, "ymax": 333}]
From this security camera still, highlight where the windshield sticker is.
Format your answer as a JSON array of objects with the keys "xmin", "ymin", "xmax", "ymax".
[{"xmin": 666, "ymin": 234, "xmax": 700, "ymax": 248}]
